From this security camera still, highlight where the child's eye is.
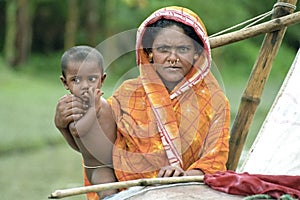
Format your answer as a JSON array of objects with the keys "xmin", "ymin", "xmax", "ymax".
[
  {"xmin": 89, "ymin": 76, "xmax": 98, "ymax": 82},
  {"xmin": 72, "ymin": 77, "xmax": 80, "ymax": 83}
]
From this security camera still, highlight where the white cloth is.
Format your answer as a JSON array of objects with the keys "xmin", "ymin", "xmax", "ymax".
[{"xmin": 240, "ymin": 49, "xmax": 300, "ymax": 175}]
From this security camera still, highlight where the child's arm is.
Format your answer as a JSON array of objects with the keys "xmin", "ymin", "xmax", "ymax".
[
  {"xmin": 70, "ymin": 89, "xmax": 118, "ymax": 198},
  {"xmin": 76, "ymin": 96, "xmax": 117, "ymax": 177},
  {"xmin": 84, "ymin": 97, "xmax": 116, "ymax": 165},
  {"xmin": 88, "ymin": 98, "xmax": 118, "ymax": 198},
  {"xmin": 69, "ymin": 88, "xmax": 103, "ymax": 138},
  {"xmin": 70, "ymin": 89, "xmax": 116, "ymax": 161},
  {"xmin": 68, "ymin": 106, "xmax": 97, "ymax": 138}
]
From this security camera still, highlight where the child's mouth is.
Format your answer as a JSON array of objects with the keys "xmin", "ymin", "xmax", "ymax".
[{"xmin": 81, "ymin": 91, "xmax": 89, "ymax": 102}]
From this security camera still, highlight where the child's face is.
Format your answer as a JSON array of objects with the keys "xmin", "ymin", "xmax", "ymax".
[{"xmin": 61, "ymin": 61, "xmax": 105, "ymax": 102}]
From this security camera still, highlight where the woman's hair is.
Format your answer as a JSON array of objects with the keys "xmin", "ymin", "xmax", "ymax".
[
  {"xmin": 61, "ymin": 45, "xmax": 104, "ymax": 77},
  {"xmin": 142, "ymin": 19, "xmax": 204, "ymax": 55}
]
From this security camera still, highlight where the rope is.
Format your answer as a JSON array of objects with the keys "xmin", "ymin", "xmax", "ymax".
[
  {"xmin": 209, "ymin": 2, "xmax": 297, "ymax": 38},
  {"xmin": 274, "ymin": 2, "xmax": 297, "ymax": 10},
  {"xmin": 242, "ymin": 11, "xmax": 272, "ymax": 30},
  {"xmin": 209, "ymin": 11, "xmax": 272, "ymax": 38}
]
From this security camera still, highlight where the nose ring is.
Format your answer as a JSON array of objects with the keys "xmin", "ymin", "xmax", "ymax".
[{"xmin": 168, "ymin": 58, "xmax": 180, "ymax": 66}]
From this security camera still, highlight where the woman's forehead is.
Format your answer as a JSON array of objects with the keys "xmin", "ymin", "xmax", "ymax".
[{"xmin": 153, "ymin": 26, "xmax": 194, "ymax": 44}]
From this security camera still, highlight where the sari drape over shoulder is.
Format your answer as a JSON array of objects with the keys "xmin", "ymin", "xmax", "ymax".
[{"xmin": 109, "ymin": 6, "xmax": 230, "ymax": 182}]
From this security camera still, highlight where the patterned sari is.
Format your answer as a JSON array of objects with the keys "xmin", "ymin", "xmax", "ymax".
[{"xmin": 110, "ymin": 6, "xmax": 230, "ymax": 182}]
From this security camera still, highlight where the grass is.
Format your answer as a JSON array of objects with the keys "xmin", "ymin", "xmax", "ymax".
[
  {"xmin": 0, "ymin": 64, "xmax": 65, "ymax": 154},
  {"xmin": 0, "ymin": 53, "xmax": 115, "ymax": 155},
  {"xmin": 0, "ymin": 62, "xmax": 87, "ymax": 199},
  {"xmin": 0, "ymin": 145, "xmax": 85, "ymax": 200},
  {"xmin": 0, "ymin": 47, "xmax": 295, "ymax": 199}
]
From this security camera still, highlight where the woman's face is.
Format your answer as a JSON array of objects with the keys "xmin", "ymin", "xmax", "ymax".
[{"xmin": 152, "ymin": 25, "xmax": 196, "ymax": 88}]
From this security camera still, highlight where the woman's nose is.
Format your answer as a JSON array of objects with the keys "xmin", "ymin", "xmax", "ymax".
[
  {"xmin": 168, "ymin": 49, "xmax": 178, "ymax": 59},
  {"xmin": 169, "ymin": 48, "xmax": 178, "ymax": 61}
]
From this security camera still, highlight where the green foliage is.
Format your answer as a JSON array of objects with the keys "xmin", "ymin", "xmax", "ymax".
[
  {"xmin": 0, "ymin": 52, "xmax": 132, "ymax": 155},
  {"xmin": 0, "ymin": 54, "xmax": 95, "ymax": 199},
  {"xmin": 0, "ymin": 61, "xmax": 65, "ymax": 154},
  {"xmin": 0, "ymin": 145, "xmax": 84, "ymax": 200}
]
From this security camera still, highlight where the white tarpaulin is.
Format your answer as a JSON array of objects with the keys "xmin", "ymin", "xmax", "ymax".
[{"xmin": 239, "ymin": 49, "xmax": 300, "ymax": 175}]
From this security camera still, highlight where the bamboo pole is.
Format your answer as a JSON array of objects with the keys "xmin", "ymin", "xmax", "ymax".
[
  {"xmin": 209, "ymin": 11, "xmax": 300, "ymax": 48},
  {"xmin": 226, "ymin": 0, "xmax": 298, "ymax": 171},
  {"xmin": 49, "ymin": 176, "xmax": 204, "ymax": 199}
]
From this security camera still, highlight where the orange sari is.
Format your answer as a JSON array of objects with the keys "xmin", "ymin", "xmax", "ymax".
[{"xmin": 110, "ymin": 6, "xmax": 230, "ymax": 182}]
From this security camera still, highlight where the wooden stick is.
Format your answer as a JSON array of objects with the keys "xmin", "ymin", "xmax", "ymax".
[
  {"xmin": 226, "ymin": 0, "xmax": 298, "ymax": 171},
  {"xmin": 209, "ymin": 11, "xmax": 300, "ymax": 48},
  {"xmin": 49, "ymin": 176, "xmax": 204, "ymax": 199}
]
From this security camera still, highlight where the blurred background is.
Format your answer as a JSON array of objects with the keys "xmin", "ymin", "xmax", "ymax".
[{"xmin": 0, "ymin": 0, "xmax": 299, "ymax": 199}]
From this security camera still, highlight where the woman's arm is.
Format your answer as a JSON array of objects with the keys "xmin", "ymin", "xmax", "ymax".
[{"xmin": 54, "ymin": 94, "xmax": 86, "ymax": 151}]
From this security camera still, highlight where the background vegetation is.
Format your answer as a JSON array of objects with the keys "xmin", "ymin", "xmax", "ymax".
[{"xmin": 0, "ymin": 0, "xmax": 299, "ymax": 199}]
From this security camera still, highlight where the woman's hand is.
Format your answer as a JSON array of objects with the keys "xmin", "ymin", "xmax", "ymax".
[
  {"xmin": 158, "ymin": 165, "xmax": 185, "ymax": 177},
  {"xmin": 185, "ymin": 169, "xmax": 204, "ymax": 176},
  {"xmin": 158, "ymin": 166, "xmax": 204, "ymax": 177},
  {"xmin": 54, "ymin": 94, "xmax": 86, "ymax": 129}
]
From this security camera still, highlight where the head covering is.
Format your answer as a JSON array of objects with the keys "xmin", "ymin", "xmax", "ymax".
[
  {"xmin": 134, "ymin": 6, "xmax": 213, "ymax": 168},
  {"xmin": 136, "ymin": 6, "xmax": 211, "ymax": 99}
]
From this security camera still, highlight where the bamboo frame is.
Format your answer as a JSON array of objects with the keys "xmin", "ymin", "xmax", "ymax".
[
  {"xmin": 49, "ymin": 176, "xmax": 204, "ymax": 199},
  {"xmin": 209, "ymin": 11, "xmax": 300, "ymax": 49},
  {"xmin": 226, "ymin": 0, "xmax": 298, "ymax": 171}
]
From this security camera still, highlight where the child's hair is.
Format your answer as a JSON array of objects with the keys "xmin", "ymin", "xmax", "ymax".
[{"xmin": 61, "ymin": 45, "xmax": 104, "ymax": 77}]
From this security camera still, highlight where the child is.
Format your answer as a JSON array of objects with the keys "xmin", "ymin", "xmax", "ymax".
[{"xmin": 59, "ymin": 45, "xmax": 117, "ymax": 199}]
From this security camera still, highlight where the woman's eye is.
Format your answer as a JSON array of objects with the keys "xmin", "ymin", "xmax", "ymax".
[
  {"xmin": 156, "ymin": 46, "xmax": 171, "ymax": 53},
  {"xmin": 155, "ymin": 45, "xmax": 191, "ymax": 54},
  {"xmin": 177, "ymin": 46, "xmax": 190, "ymax": 53}
]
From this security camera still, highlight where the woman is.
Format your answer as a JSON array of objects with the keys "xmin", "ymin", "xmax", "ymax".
[
  {"xmin": 54, "ymin": 6, "xmax": 230, "ymax": 199},
  {"xmin": 110, "ymin": 6, "xmax": 230, "ymax": 182}
]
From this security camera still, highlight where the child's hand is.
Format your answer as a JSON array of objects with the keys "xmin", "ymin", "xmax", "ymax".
[
  {"xmin": 94, "ymin": 89, "xmax": 104, "ymax": 114},
  {"xmin": 87, "ymin": 88, "xmax": 104, "ymax": 111}
]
